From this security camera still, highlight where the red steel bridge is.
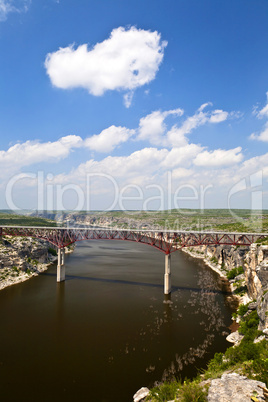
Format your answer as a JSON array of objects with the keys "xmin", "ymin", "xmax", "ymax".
[{"xmin": 1, "ymin": 226, "xmax": 267, "ymax": 293}]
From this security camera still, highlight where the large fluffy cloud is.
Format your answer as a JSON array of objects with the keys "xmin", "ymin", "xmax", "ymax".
[{"xmin": 45, "ymin": 26, "xmax": 167, "ymax": 107}]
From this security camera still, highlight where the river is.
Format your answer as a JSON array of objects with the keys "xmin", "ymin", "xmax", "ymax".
[{"xmin": 0, "ymin": 240, "xmax": 235, "ymax": 401}]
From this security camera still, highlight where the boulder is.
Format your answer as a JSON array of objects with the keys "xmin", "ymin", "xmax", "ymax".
[
  {"xmin": 226, "ymin": 330, "xmax": 243, "ymax": 345},
  {"xmin": 133, "ymin": 387, "xmax": 150, "ymax": 402}
]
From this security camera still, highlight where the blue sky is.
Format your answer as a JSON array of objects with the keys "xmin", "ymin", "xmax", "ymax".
[{"xmin": 0, "ymin": 0, "xmax": 268, "ymax": 212}]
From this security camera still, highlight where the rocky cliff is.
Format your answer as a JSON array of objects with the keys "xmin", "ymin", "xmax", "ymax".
[
  {"xmin": 0, "ymin": 236, "xmax": 57, "ymax": 290},
  {"xmin": 183, "ymin": 243, "xmax": 268, "ymax": 331}
]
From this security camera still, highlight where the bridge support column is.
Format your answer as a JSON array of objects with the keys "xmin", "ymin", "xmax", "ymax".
[
  {"xmin": 57, "ymin": 248, "xmax": 65, "ymax": 282},
  {"xmin": 164, "ymin": 253, "xmax": 171, "ymax": 295}
]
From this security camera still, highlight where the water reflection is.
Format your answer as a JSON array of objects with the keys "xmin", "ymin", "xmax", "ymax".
[
  {"xmin": 56, "ymin": 281, "xmax": 65, "ymax": 325},
  {"xmin": 0, "ymin": 240, "xmax": 234, "ymax": 402}
]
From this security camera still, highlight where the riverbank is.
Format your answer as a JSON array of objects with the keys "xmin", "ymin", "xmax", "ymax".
[
  {"xmin": 182, "ymin": 243, "xmax": 268, "ymax": 330},
  {"xmin": 138, "ymin": 244, "xmax": 268, "ymax": 402},
  {"xmin": 0, "ymin": 236, "xmax": 74, "ymax": 291}
]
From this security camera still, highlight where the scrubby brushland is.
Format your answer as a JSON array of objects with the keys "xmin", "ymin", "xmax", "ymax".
[
  {"xmin": 0, "ymin": 211, "xmax": 56, "ymax": 227},
  {"xmin": 32, "ymin": 209, "xmax": 268, "ymax": 233}
]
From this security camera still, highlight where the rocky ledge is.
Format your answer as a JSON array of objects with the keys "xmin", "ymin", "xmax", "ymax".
[
  {"xmin": 134, "ymin": 243, "xmax": 268, "ymax": 401},
  {"xmin": 207, "ymin": 373, "xmax": 267, "ymax": 402}
]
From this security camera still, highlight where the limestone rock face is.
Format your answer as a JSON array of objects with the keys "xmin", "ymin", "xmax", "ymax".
[
  {"xmin": 245, "ymin": 244, "xmax": 263, "ymax": 300},
  {"xmin": 244, "ymin": 245, "xmax": 268, "ymax": 330},
  {"xmin": 133, "ymin": 387, "xmax": 150, "ymax": 402},
  {"xmin": 257, "ymin": 291, "xmax": 268, "ymax": 330},
  {"xmin": 190, "ymin": 243, "xmax": 268, "ymax": 331},
  {"xmin": 0, "ymin": 238, "xmax": 49, "ymax": 270},
  {"xmin": 208, "ymin": 373, "xmax": 266, "ymax": 402}
]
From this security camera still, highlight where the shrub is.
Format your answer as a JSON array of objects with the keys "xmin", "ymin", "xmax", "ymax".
[
  {"xmin": 147, "ymin": 381, "xmax": 180, "ymax": 401},
  {"xmin": 226, "ymin": 339, "xmax": 260, "ymax": 363},
  {"xmin": 48, "ymin": 247, "xmax": 57, "ymax": 256},
  {"xmin": 210, "ymin": 257, "xmax": 218, "ymax": 264},
  {"xmin": 234, "ymin": 285, "xmax": 247, "ymax": 295},
  {"xmin": 179, "ymin": 381, "xmax": 207, "ymax": 402},
  {"xmin": 237, "ymin": 303, "xmax": 249, "ymax": 316},
  {"xmin": 227, "ymin": 266, "xmax": 244, "ymax": 280},
  {"xmin": 239, "ymin": 310, "xmax": 259, "ymax": 336}
]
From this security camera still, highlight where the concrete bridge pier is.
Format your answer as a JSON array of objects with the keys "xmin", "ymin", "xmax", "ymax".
[
  {"xmin": 57, "ymin": 248, "xmax": 65, "ymax": 282},
  {"xmin": 164, "ymin": 253, "xmax": 171, "ymax": 295}
]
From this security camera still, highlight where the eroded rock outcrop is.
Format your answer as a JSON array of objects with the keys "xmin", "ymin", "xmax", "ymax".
[
  {"xmin": 208, "ymin": 373, "xmax": 267, "ymax": 402},
  {"xmin": 183, "ymin": 243, "xmax": 268, "ymax": 330},
  {"xmin": 0, "ymin": 236, "xmax": 56, "ymax": 290}
]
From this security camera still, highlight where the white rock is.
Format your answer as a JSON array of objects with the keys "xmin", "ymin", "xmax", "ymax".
[
  {"xmin": 133, "ymin": 387, "xmax": 150, "ymax": 402},
  {"xmin": 208, "ymin": 373, "xmax": 266, "ymax": 402},
  {"xmin": 254, "ymin": 335, "xmax": 265, "ymax": 343},
  {"xmin": 226, "ymin": 330, "xmax": 243, "ymax": 345}
]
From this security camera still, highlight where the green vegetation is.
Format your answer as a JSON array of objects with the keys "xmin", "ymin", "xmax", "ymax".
[
  {"xmin": 2, "ymin": 208, "xmax": 268, "ymax": 232},
  {"xmin": 145, "ymin": 308, "xmax": 268, "ymax": 401},
  {"xmin": 256, "ymin": 236, "xmax": 268, "ymax": 245},
  {"xmin": 48, "ymin": 247, "xmax": 57, "ymax": 256},
  {"xmin": 146, "ymin": 380, "xmax": 207, "ymax": 402},
  {"xmin": 234, "ymin": 285, "xmax": 247, "ymax": 295},
  {"xmin": 210, "ymin": 257, "xmax": 218, "ymax": 264},
  {"xmin": 0, "ymin": 211, "xmax": 56, "ymax": 227},
  {"xmin": 237, "ymin": 303, "xmax": 249, "ymax": 316},
  {"xmin": 147, "ymin": 381, "xmax": 180, "ymax": 401},
  {"xmin": 58, "ymin": 208, "xmax": 268, "ymax": 233},
  {"xmin": 227, "ymin": 266, "xmax": 244, "ymax": 280},
  {"xmin": 204, "ymin": 310, "xmax": 267, "ymax": 384}
]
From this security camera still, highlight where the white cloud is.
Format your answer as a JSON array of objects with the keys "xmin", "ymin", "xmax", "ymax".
[
  {"xmin": 0, "ymin": 135, "xmax": 82, "ymax": 175},
  {"xmin": 256, "ymin": 91, "xmax": 268, "ymax": 119},
  {"xmin": 0, "ymin": 0, "xmax": 30, "ymax": 21},
  {"xmin": 45, "ymin": 26, "xmax": 167, "ymax": 107},
  {"xmin": 166, "ymin": 125, "xmax": 189, "ymax": 147},
  {"xmin": 86, "ymin": 147, "xmax": 168, "ymax": 179},
  {"xmin": 137, "ymin": 108, "xmax": 184, "ymax": 145},
  {"xmin": 161, "ymin": 144, "xmax": 203, "ymax": 168},
  {"xmin": 172, "ymin": 167, "xmax": 193, "ymax": 179},
  {"xmin": 174, "ymin": 103, "xmax": 229, "ymax": 139},
  {"xmin": 193, "ymin": 147, "xmax": 243, "ymax": 167},
  {"xmin": 137, "ymin": 103, "xmax": 230, "ymax": 148},
  {"xmin": 85, "ymin": 126, "xmax": 135, "ymax": 153},
  {"xmin": 209, "ymin": 109, "xmax": 229, "ymax": 123},
  {"xmin": 250, "ymin": 92, "xmax": 268, "ymax": 141},
  {"xmin": 123, "ymin": 91, "xmax": 134, "ymax": 108},
  {"xmin": 250, "ymin": 122, "xmax": 268, "ymax": 142}
]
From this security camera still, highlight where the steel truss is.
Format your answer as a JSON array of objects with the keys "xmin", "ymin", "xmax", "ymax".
[{"xmin": 0, "ymin": 226, "xmax": 267, "ymax": 254}]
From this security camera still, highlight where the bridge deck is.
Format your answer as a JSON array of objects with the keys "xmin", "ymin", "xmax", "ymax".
[{"xmin": 0, "ymin": 225, "xmax": 267, "ymax": 253}]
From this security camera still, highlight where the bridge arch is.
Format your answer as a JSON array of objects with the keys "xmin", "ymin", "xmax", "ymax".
[{"xmin": 1, "ymin": 226, "xmax": 267, "ymax": 294}]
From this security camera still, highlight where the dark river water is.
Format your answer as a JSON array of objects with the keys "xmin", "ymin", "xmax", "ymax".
[{"xmin": 0, "ymin": 240, "xmax": 235, "ymax": 401}]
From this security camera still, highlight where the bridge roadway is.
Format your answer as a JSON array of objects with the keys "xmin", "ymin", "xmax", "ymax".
[{"xmin": 0, "ymin": 226, "xmax": 267, "ymax": 294}]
